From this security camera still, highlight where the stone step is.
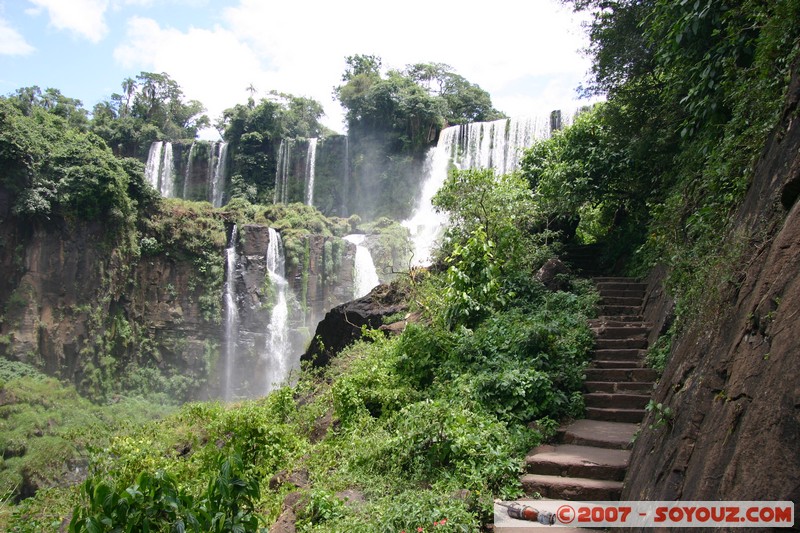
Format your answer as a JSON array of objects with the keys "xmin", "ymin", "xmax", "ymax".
[
  {"xmin": 597, "ymin": 315, "xmax": 645, "ymax": 323},
  {"xmin": 584, "ymin": 367, "xmax": 659, "ymax": 382},
  {"xmin": 589, "ymin": 319, "xmax": 652, "ymax": 329},
  {"xmin": 522, "ymin": 474, "xmax": 623, "ymax": 500},
  {"xmin": 584, "ymin": 392, "xmax": 651, "ymax": 409},
  {"xmin": 595, "ymin": 337, "xmax": 648, "ymax": 350},
  {"xmin": 591, "ymin": 359, "xmax": 644, "ymax": 369},
  {"xmin": 585, "ymin": 381, "xmax": 654, "ymax": 394},
  {"xmin": 558, "ymin": 419, "xmax": 639, "ymax": 450},
  {"xmin": 586, "ymin": 407, "xmax": 646, "ymax": 423},
  {"xmin": 592, "ymin": 348, "xmax": 646, "ymax": 360},
  {"xmin": 592, "ymin": 325, "xmax": 650, "ymax": 339},
  {"xmin": 598, "ymin": 290, "xmax": 646, "ymax": 300},
  {"xmin": 601, "ymin": 296, "xmax": 644, "ymax": 307},
  {"xmin": 596, "ymin": 281, "xmax": 648, "ymax": 292},
  {"xmin": 593, "ymin": 277, "xmax": 638, "ymax": 283},
  {"xmin": 525, "ymin": 444, "xmax": 630, "ymax": 481},
  {"xmin": 600, "ymin": 305, "xmax": 642, "ymax": 316}
]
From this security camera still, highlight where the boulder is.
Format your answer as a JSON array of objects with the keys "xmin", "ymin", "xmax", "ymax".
[
  {"xmin": 301, "ymin": 280, "xmax": 409, "ymax": 368},
  {"xmin": 535, "ymin": 258, "xmax": 571, "ymax": 291}
]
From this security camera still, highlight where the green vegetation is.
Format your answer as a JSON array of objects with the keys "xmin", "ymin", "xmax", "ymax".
[
  {"xmin": 91, "ymin": 72, "xmax": 210, "ymax": 158},
  {"xmin": 522, "ymin": 0, "xmax": 800, "ymax": 358},
  {"xmin": 0, "ymin": 360, "xmax": 173, "ymax": 529},
  {"xmin": 336, "ymin": 55, "xmax": 505, "ymax": 220},
  {"xmin": 0, "ymin": 97, "xmax": 148, "ymax": 224},
  {"xmin": 218, "ymin": 92, "xmax": 331, "ymax": 205},
  {"xmin": 2, "ymin": 0, "xmax": 798, "ymax": 526}
]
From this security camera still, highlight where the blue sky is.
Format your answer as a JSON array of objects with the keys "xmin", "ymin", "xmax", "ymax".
[{"xmin": 0, "ymin": 0, "xmax": 596, "ymax": 137}]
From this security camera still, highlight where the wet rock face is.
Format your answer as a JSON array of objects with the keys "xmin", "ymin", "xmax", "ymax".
[
  {"xmin": 0, "ymin": 219, "xmax": 220, "ymax": 387},
  {"xmin": 624, "ymin": 65, "xmax": 800, "ymax": 505},
  {"xmin": 301, "ymin": 281, "xmax": 409, "ymax": 368}
]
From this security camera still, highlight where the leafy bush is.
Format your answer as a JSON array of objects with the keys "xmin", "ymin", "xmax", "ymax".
[{"xmin": 69, "ymin": 453, "xmax": 261, "ymax": 533}]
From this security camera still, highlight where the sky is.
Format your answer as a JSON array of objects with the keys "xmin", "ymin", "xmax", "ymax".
[{"xmin": 0, "ymin": 0, "xmax": 596, "ymax": 139}]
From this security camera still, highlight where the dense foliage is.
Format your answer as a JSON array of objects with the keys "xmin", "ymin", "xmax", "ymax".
[
  {"xmin": 4, "ymin": 0, "xmax": 798, "ymax": 527},
  {"xmin": 335, "ymin": 55, "xmax": 505, "ymax": 220},
  {"xmin": 0, "ymin": 360, "xmax": 173, "ymax": 515},
  {"xmin": 91, "ymin": 72, "xmax": 210, "ymax": 158},
  {"xmin": 524, "ymin": 0, "xmax": 800, "ymax": 322},
  {"xmin": 218, "ymin": 92, "xmax": 331, "ymax": 205},
  {"xmin": 0, "ymin": 98, "xmax": 148, "ymax": 224}
]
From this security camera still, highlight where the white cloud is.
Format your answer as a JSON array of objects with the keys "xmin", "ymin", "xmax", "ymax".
[
  {"xmin": 113, "ymin": 0, "xmax": 593, "ymax": 135},
  {"xmin": 27, "ymin": 0, "xmax": 109, "ymax": 43},
  {"xmin": 114, "ymin": 16, "xmax": 272, "ymax": 135},
  {"xmin": 221, "ymin": 0, "xmax": 592, "ymax": 124},
  {"xmin": 0, "ymin": 17, "xmax": 35, "ymax": 56}
]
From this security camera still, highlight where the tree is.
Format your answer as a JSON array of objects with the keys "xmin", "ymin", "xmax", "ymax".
[
  {"xmin": 432, "ymin": 168, "xmax": 545, "ymax": 326},
  {"xmin": 0, "ymin": 97, "xmax": 140, "ymax": 224},
  {"xmin": 216, "ymin": 92, "xmax": 328, "ymax": 204},
  {"xmin": 405, "ymin": 63, "xmax": 504, "ymax": 124},
  {"xmin": 8, "ymin": 86, "xmax": 89, "ymax": 130},
  {"xmin": 89, "ymin": 72, "xmax": 210, "ymax": 157}
]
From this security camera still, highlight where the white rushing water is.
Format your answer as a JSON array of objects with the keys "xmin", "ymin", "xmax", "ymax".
[
  {"xmin": 183, "ymin": 142, "xmax": 196, "ymax": 200},
  {"xmin": 160, "ymin": 142, "xmax": 174, "ymax": 198},
  {"xmin": 344, "ymin": 234, "xmax": 380, "ymax": 298},
  {"xmin": 403, "ymin": 115, "xmax": 554, "ymax": 265},
  {"xmin": 305, "ymin": 138, "xmax": 318, "ymax": 206},
  {"xmin": 209, "ymin": 142, "xmax": 228, "ymax": 208},
  {"xmin": 144, "ymin": 141, "xmax": 163, "ymax": 192},
  {"xmin": 263, "ymin": 228, "xmax": 291, "ymax": 392},
  {"xmin": 274, "ymin": 139, "xmax": 291, "ymax": 204},
  {"xmin": 144, "ymin": 141, "xmax": 176, "ymax": 198},
  {"xmin": 222, "ymin": 225, "xmax": 240, "ymax": 401}
]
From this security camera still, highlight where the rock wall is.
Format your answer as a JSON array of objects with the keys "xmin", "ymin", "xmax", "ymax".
[
  {"xmin": 623, "ymin": 65, "xmax": 800, "ymax": 507},
  {"xmin": 302, "ymin": 280, "xmax": 410, "ymax": 368},
  {"xmin": 0, "ymin": 213, "xmax": 222, "ymax": 397}
]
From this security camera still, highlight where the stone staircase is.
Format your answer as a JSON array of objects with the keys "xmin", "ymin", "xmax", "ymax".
[{"xmin": 521, "ymin": 277, "xmax": 657, "ymax": 501}]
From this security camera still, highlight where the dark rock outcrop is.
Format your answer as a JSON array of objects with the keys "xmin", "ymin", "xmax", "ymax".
[
  {"xmin": 535, "ymin": 257, "xmax": 571, "ymax": 291},
  {"xmin": 301, "ymin": 281, "xmax": 409, "ymax": 368},
  {"xmin": 623, "ymin": 63, "xmax": 800, "ymax": 508}
]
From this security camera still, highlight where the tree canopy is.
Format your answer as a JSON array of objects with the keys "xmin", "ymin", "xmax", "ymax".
[
  {"xmin": 335, "ymin": 55, "xmax": 504, "ymax": 151},
  {"xmin": 91, "ymin": 72, "xmax": 210, "ymax": 157}
]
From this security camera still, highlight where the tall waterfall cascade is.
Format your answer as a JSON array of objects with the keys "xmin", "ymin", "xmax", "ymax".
[
  {"xmin": 144, "ymin": 140, "xmax": 228, "ymax": 205},
  {"xmin": 305, "ymin": 138, "xmax": 318, "ymax": 206},
  {"xmin": 344, "ymin": 234, "xmax": 380, "ymax": 298},
  {"xmin": 209, "ymin": 142, "xmax": 228, "ymax": 208},
  {"xmin": 263, "ymin": 228, "xmax": 291, "ymax": 393},
  {"xmin": 145, "ymin": 141, "xmax": 176, "ymax": 198},
  {"xmin": 403, "ymin": 115, "xmax": 556, "ymax": 265},
  {"xmin": 274, "ymin": 139, "xmax": 292, "ymax": 204},
  {"xmin": 183, "ymin": 142, "xmax": 197, "ymax": 199},
  {"xmin": 222, "ymin": 225, "xmax": 240, "ymax": 401}
]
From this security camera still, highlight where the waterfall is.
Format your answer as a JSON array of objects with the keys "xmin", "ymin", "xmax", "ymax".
[
  {"xmin": 159, "ymin": 142, "xmax": 175, "ymax": 198},
  {"xmin": 144, "ymin": 141, "xmax": 176, "ymax": 198},
  {"xmin": 341, "ymin": 137, "xmax": 350, "ymax": 217},
  {"xmin": 305, "ymin": 138, "xmax": 318, "ymax": 206},
  {"xmin": 274, "ymin": 139, "xmax": 291, "ymax": 204},
  {"xmin": 209, "ymin": 142, "xmax": 228, "ymax": 208},
  {"xmin": 183, "ymin": 142, "xmax": 196, "ymax": 199},
  {"xmin": 403, "ymin": 115, "xmax": 554, "ymax": 265},
  {"xmin": 344, "ymin": 234, "xmax": 380, "ymax": 298},
  {"xmin": 222, "ymin": 225, "xmax": 240, "ymax": 401},
  {"xmin": 263, "ymin": 228, "xmax": 291, "ymax": 392},
  {"xmin": 145, "ymin": 141, "xmax": 163, "ymax": 192}
]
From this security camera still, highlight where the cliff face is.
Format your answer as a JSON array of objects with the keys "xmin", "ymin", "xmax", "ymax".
[
  {"xmin": 0, "ymin": 204, "xmax": 224, "ymax": 398},
  {"xmin": 624, "ymin": 66, "xmax": 800, "ymax": 504},
  {"xmin": 0, "ymin": 204, "xmax": 367, "ymax": 399}
]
